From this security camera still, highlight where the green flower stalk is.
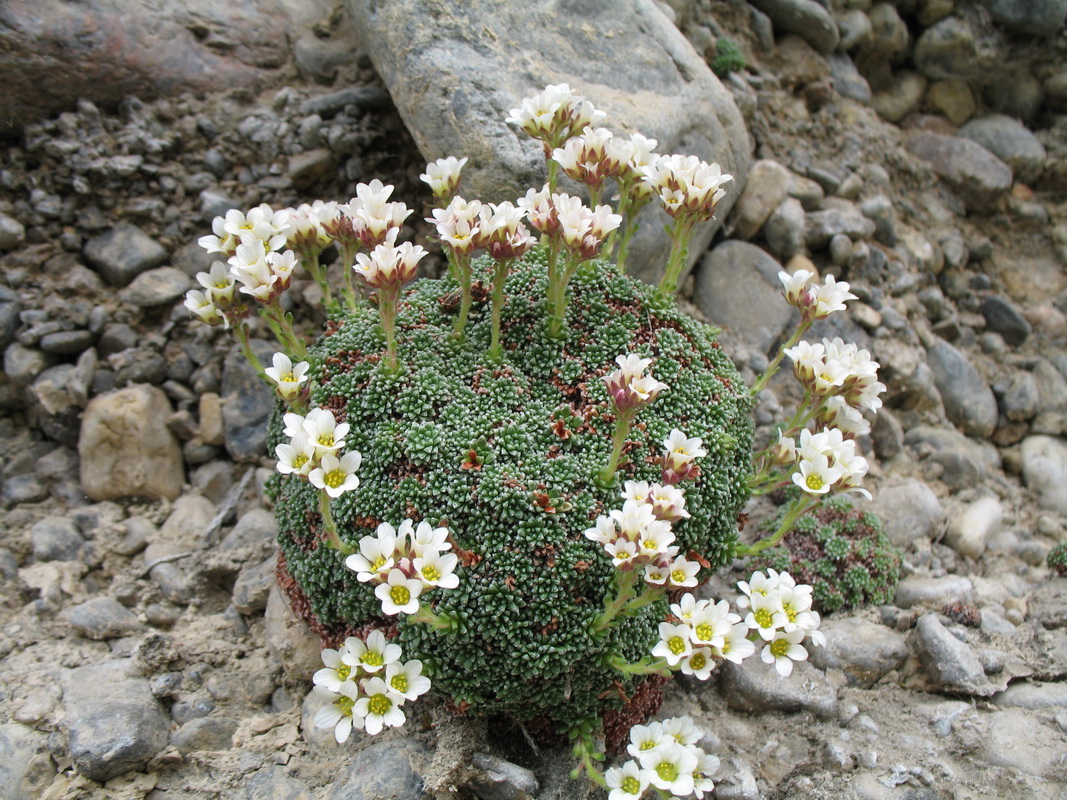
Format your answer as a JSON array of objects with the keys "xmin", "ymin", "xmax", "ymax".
[
  {"xmin": 353, "ymin": 240, "xmax": 428, "ymax": 374},
  {"xmin": 597, "ymin": 354, "xmax": 668, "ymax": 485},
  {"xmin": 419, "ymin": 156, "xmax": 469, "ymax": 207},
  {"xmin": 426, "ymin": 197, "xmax": 483, "ymax": 339},
  {"xmin": 476, "ymin": 201, "xmax": 536, "ymax": 361}
]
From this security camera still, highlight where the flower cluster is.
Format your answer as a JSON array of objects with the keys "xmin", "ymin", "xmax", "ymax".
[
  {"xmin": 652, "ymin": 570, "xmax": 824, "ymax": 679},
  {"xmin": 642, "ymin": 154, "xmax": 733, "ymax": 225},
  {"xmin": 780, "ymin": 268, "xmax": 857, "ymax": 321},
  {"xmin": 587, "ymin": 429, "xmax": 701, "ymax": 581},
  {"xmin": 606, "ymin": 716, "xmax": 719, "ymax": 799},
  {"xmin": 276, "ymin": 409, "xmax": 361, "ymax": 498},
  {"xmin": 603, "ymin": 354, "xmax": 668, "ymax": 413},
  {"xmin": 344, "ymin": 519, "xmax": 459, "ymax": 617},
  {"xmin": 264, "ymin": 352, "xmax": 310, "ymax": 401},
  {"xmin": 780, "ymin": 427, "xmax": 871, "ymax": 500},
  {"xmin": 505, "ymin": 83, "xmax": 606, "ymax": 151},
  {"xmin": 784, "ymin": 336, "xmax": 885, "ymax": 419},
  {"xmin": 420, "ymin": 156, "xmax": 468, "ymax": 202},
  {"xmin": 311, "ymin": 630, "xmax": 431, "ymax": 742}
]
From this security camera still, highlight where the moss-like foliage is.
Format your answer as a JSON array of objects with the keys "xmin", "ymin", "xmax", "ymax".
[
  {"xmin": 1049, "ymin": 542, "xmax": 1067, "ymax": 577},
  {"xmin": 753, "ymin": 494, "xmax": 901, "ymax": 614},
  {"xmin": 269, "ymin": 249, "xmax": 754, "ymax": 730},
  {"xmin": 711, "ymin": 37, "xmax": 745, "ymax": 79}
]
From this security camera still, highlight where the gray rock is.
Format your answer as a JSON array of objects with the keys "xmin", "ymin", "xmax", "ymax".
[
  {"xmin": 2, "ymin": 474, "xmax": 49, "ymax": 505},
  {"xmin": 469, "ymin": 752, "xmax": 539, "ymax": 800},
  {"xmin": 925, "ymin": 339, "xmax": 998, "ymax": 438},
  {"xmin": 943, "ymin": 496, "xmax": 1003, "ymax": 560},
  {"xmin": 348, "ymin": 0, "xmax": 749, "ymax": 286},
  {"xmin": 0, "ymin": 286, "xmax": 21, "ymax": 349},
  {"xmin": 977, "ymin": 0, "xmax": 1067, "ymax": 35},
  {"xmin": 720, "ymin": 659, "xmax": 837, "ymax": 718},
  {"xmin": 245, "ymin": 765, "xmax": 315, "ymax": 800},
  {"xmin": 1029, "ymin": 579, "xmax": 1067, "ymax": 629},
  {"xmin": 38, "ymin": 329, "xmax": 93, "ymax": 355},
  {"xmin": 805, "ymin": 200, "xmax": 876, "ymax": 248},
  {"xmin": 960, "ymin": 115, "xmax": 1047, "ymax": 185},
  {"xmin": 83, "ymin": 223, "xmax": 168, "ymax": 287},
  {"xmin": 4, "ymin": 342, "xmax": 56, "ymax": 386},
  {"xmin": 0, "ymin": 212, "xmax": 26, "ymax": 250},
  {"xmin": 980, "ymin": 296, "xmax": 1030, "ymax": 347},
  {"xmin": 0, "ymin": 723, "xmax": 51, "ymax": 800},
  {"xmin": 336, "ymin": 737, "xmax": 433, "ymax": 800},
  {"xmin": 914, "ymin": 614, "xmax": 994, "ymax": 695},
  {"xmin": 1021, "ymin": 435, "xmax": 1067, "ymax": 515},
  {"xmin": 858, "ymin": 194, "xmax": 897, "ymax": 246},
  {"xmin": 927, "ymin": 78, "xmax": 977, "ymax": 126},
  {"xmin": 870, "ymin": 479, "xmax": 944, "ymax": 548},
  {"xmin": 78, "ymin": 385, "xmax": 184, "ymax": 501},
  {"xmin": 808, "ymin": 616, "xmax": 908, "ymax": 687},
  {"xmin": 870, "ymin": 407, "xmax": 904, "ymax": 459},
  {"xmin": 908, "ymin": 132, "xmax": 1012, "ymax": 214},
  {"xmin": 97, "ymin": 323, "xmax": 139, "ymax": 357},
  {"xmin": 31, "ymin": 515, "xmax": 85, "ymax": 562},
  {"xmin": 836, "ymin": 10, "xmax": 872, "ymax": 52},
  {"xmin": 904, "ymin": 425, "xmax": 998, "ymax": 489},
  {"xmin": 993, "ymin": 682, "xmax": 1067, "ymax": 709},
  {"xmin": 288, "ymin": 148, "xmax": 336, "ymax": 191},
  {"xmin": 694, "ymin": 241, "xmax": 792, "ymax": 358},
  {"xmin": 895, "ymin": 575, "xmax": 973, "ymax": 609},
  {"xmin": 1001, "ymin": 370, "xmax": 1039, "ymax": 422},
  {"xmin": 65, "ymin": 597, "xmax": 145, "ymax": 640},
  {"xmin": 266, "ymin": 586, "xmax": 322, "ymax": 681},
  {"xmin": 828, "ymin": 54, "xmax": 871, "ymax": 105},
  {"xmin": 61, "ymin": 659, "xmax": 169, "ymax": 781},
  {"xmin": 299, "ymin": 86, "xmax": 393, "ymax": 119},
  {"xmin": 983, "ymin": 72, "xmax": 1045, "ymax": 124},
  {"xmin": 763, "ymin": 197, "xmax": 807, "ymax": 259},
  {"xmin": 871, "ymin": 70, "xmax": 927, "ymax": 124},
  {"xmin": 730, "ymin": 160, "xmax": 792, "ymax": 240},
  {"xmin": 119, "ymin": 267, "xmax": 190, "ymax": 307},
  {"xmin": 171, "ymin": 695, "xmax": 216, "ymax": 726},
  {"xmin": 913, "ymin": 11, "xmax": 1006, "ymax": 82},
  {"xmin": 978, "ymin": 710, "xmax": 1067, "ymax": 777},
  {"xmin": 749, "ymin": 0, "xmax": 839, "ymax": 53},
  {"xmin": 232, "ymin": 554, "xmax": 277, "ymax": 615},
  {"xmin": 222, "ymin": 341, "xmax": 275, "ymax": 462},
  {"xmin": 222, "ymin": 508, "xmax": 278, "ymax": 551},
  {"xmin": 1032, "ymin": 358, "xmax": 1067, "ymax": 435},
  {"xmin": 171, "ymin": 716, "xmax": 238, "ymax": 753}
]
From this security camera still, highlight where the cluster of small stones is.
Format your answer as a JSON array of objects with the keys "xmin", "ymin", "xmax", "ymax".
[{"xmin": 0, "ymin": 0, "xmax": 1066, "ymax": 798}]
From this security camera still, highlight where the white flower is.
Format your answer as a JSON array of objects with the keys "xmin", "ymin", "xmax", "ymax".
[
  {"xmin": 605, "ymin": 760, "xmax": 649, "ymax": 800},
  {"xmin": 264, "ymin": 352, "xmax": 310, "ymax": 400},
  {"xmin": 621, "ymin": 480, "xmax": 652, "ymax": 505},
  {"xmin": 384, "ymin": 659, "xmax": 431, "ymax": 702},
  {"xmin": 670, "ymin": 593, "xmax": 705, "ymax": 622},
  {"xmin": 811, "ymin": 274, "xmax": 856, "ymax": 318},
  {"xmin": 779, "ymin": 268, "xmax": 814, "ymax": 307},
  {"xmin": 823, "ymin": 396, "xmax": 871, "ymax": 437},
  {"xmin": 644, "ymin": 563, "xmax": 668, "ymax": 585},
  {"xmin": 652, "ymin": 621, "xmax": 693, "ymax": 666},
  {"xmin": 584, "ymin": 516, "xmax": 617, "ymax": 545},
  {"xmin": 196, "ymin": 260, "xmax": 237, "ymax": 304},
  {"xmin": 714, "ymin": 622, "xmax": 757, "ymax": 664},
  {"xmin": 504, "ymin": 83, "xmax": 606, "ymax": 147},
  {"xmin": 661, "ymin": 716, "xmax": 702, "ymax": 746},
  {"xmin": 313, "ymin": 644, "xmax": 358, "ymax": 692},
  {"xmin": 429, "ymin": 197, "xmax": 483, "ymax": 255},
  {"xmin": 649, "ymin": 483, "xmax": 690, "ymax": 522},
  {"xmin": 643, "ymin": 154, "xmax": 732, "ymax": 222},
  {"xmin": 286, "ymin": 200, "xmax": 335, "ymax": 253},
  {"xmin": 283, "ymin": 412, "xmax": 306, "ymax": 438},
  {"xmin": 736, "ymin": 569, "xmax": 780, "ymax": 610},
  {"xmin": 275, "ymin": 432, "xmax": 315, "ymax": 476},
  {"xmin": 637, "ymin": 739, "xmax": 698, "ymax": 796},
  {"xmin": 778, "ymin": 582, "xmax": 818, "ymax": 634},
  {"xmin": 343, "ymin": 629, "xmax": 402, "ymax": 674},
  {"xmin": 303, "ymin": 407, "xmax": 350, "ymax": 457},
  {"xmin": 689, "ymin": 599, "xmax": 735, "ymax": 648},
  {"xmin": 604, "ymin": 354, "xmax": 667, "ymax": 412},
  {"xmin": 627, "ymin": 721, "xmax": 668, "ymax": 759},
  {"xmin": 791, "ymin": 453, "xmax": 842, "ymax": 496},
  {"xmin": 354, "ymin": 240, "xmax": 427, "ymax": 289},
  {"xmin": 667, "ymin": 556, "xmax": 700, "ymax": 588},
  {"xmin": 420, "ymin": 156, "xmax": 468, "ymax": 198},
  {"xmin": 679, "ymin": 647, "xmax": 716, "ymax": 680},
  {"xmin": 198, "ymin": 214, "xmax": 238, "ymax": 256},
  {"xmin": 355, "ymin": 676, "xmax": 406, "ymax": 735},
  {"xmin": 761, "ymin": 627, "xmax": 809, "ymax": 676},
  {"xmin": 784, "ymin": 340, "xmax": 825, "ymax": 385},
  {"xmin": 345, "ymin": 524, "xmax": 399, "ymax": 583},
  {"xmin": 605, "ymin": 538, "xmax": 639, "ymax": 569},
  {"xmin": 476, "ymin": 201, "xmax": 536, "ymax": 261},
  {"xmin": 662, "ymin": 429, "xmax": 707, "ymax": 473},
  {"xmin": 375, "ymin": 568, "xmax": 423, "ymax": 615},
  {"xmin": 309, "ymin": 451, "xmax": 362, "ymax": 498},
  {"xmin": 692, "ymin": 749, "xmax": 720, "ymax": 799},
  {"xmin": 413, "ymin": 549, "xmax": 460, "ymax": 589},
  {"xmin": 410, "ymin": 520, "xmax": 452, "ymax": 555},
  {"xmin": 183, "ymin": 289, "xmax": 225, "ymax": 326},
  {"xmin": 610, "ymin": 499, "xmax": 659, "ymax": 540},
  {"xmin": 312, "ymin": 683, "xmax": 364, "ymax": 744},
  {"xmin": 517, "ymin": 186, "xmax": 558, "ymax": 235},
  {"xmin": 637, "ymin": 525, "xmax": 677, "ymax": 561},
  {"xmin": 744, "ymin": 590, "xmax": 787, "ymax": 641}
]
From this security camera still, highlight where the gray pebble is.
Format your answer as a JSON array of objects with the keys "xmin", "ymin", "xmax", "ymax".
[
  {"xmin": 895, "ymin": 575, "xmax": 973, "ymax": 609},
  {"xmin": 31, "ymin": 516, "xmax": 85, "ymax": 562},
  {"xmin": 335, "ymin": 737, "xmax": 433, "ymax": 800},
  {"xmin": 720, "ymin": 659, "xmax": 838, "ymax": 718},
  {"xmin": 468, "ymin": 752, "xmax": 539, "ymax": 800},
  {"xmin": 2, "ymin": 474, "xmax": 50, "ymax": 506},
  {"xmin": 925, "ymin": 339, "xmax": 999, "ymax": 438},
  {"xmin": 171, "ymin": 716, "xmax": 238, "ymax": 753},
  {"xmin": 83, "ymin": 223, "xmax": 168, "ymax": 287},
  {"xmin": 0, "ymin": 212, "xmax": 26, "ymax": 250},
  {"xmin": 119, "ymin": 267, "xmax": 191, "ymax": 307},
  {"xmin": 171, "ymin": 695, "xmax": 216, "ymax": 725},
  {"xmin": 808, "ymin": 617, "xmax": 909, "ymax": 687},
  {"xmin": 65, "ymin": 597, "xmax": 145, "ymax": 640},
  {"xmin": 232, "ymin": 554, "xmax": 277, "ymax": 615},
  {"xmin": 915, "ymin": 614, "xmax": 995, "ymax": 695}
]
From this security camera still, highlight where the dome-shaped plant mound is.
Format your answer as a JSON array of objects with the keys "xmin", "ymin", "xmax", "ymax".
[{"xmin": 269, "ymin": 248, "xmax": 754, "ymax": 730}]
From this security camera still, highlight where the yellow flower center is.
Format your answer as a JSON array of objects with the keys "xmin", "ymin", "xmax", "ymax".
[
  {"xmin": 639, "ymin": 740, "xmax": 657, "ymax": 751},
  {"xmin": 390, "ymin": 674, "xmax": 408, "ymax": 694},
  {"xmin": 655, "ymin": 761, "xmax": 679, "ymax": 783},
  {"xmin": 390, "ymin": 585, "xmax": 411, "ymax": 606},
  {"xmin": 318, "ymin": 433, "xmax": 335, "ymax": 447},
  {"xmin": 325, "ymin": 469, "xmax": 346, "ymax": 489},
  {"xmin": 689, "ymin": 652, "xmax": 707, "ymax": 671},
  {"xmin": 805, "ymin": 473, "xmax": 824, "ymax": 491},
  {"xmin": 622, "ymin": 776, "xmax": 641, "ymax": 794},
  {"xmin": 292, "ymin": 454, "xmax": 308, "ymax": 470},
  {"xmin": 770, "ymin": 638, "xmax": 790, "ymax": 658},
  {"xmin": 422, "ymin": 565, "xmax": 441, "ymax": 583},
  {"xmin": 281, "ymin": 372, "xmax": 297, "ymax": 383},
  {"xmin": 616, "ymin": 551, "xmax": 631, "ymax": 561},
  {"xmin": 368, "ymin": 694, "xmax": 391, "ymax": 716},
  {"xmin": 754, "ymin": 608, "xmax": 774, "ymax": 629},
  {"xmin": 336, "ymin": 664, "xmax": 351, "ymax": 681},
  {"xmin": 784, "ymin": 603, "xmax": 797, "ymax": 623},
  {"xmin": 668, "ymin": 636, "xmax": 687, "ymax": 655},
  {"xmin": 337, "ymin": 694, "xmax": 355, "ymax": 716},
  {"xmin": 671, "ymin": 569, "xmax": 687, "ymax": 584},
  {"xmin": 695, "ymin": 624, "xmax": 713, "ymax": 642}
]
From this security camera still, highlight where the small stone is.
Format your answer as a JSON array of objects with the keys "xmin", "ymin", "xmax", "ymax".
[
  {"xmin": 65, "ymin": 597, "xmax": 145, "ymax": 640},
  {"xmin": 960, "ymin": 115, "xmax": 1047, "ymax": 185},
  {"xmin": 222, "ymin": 341, "xmax": 276, "ymax": 462},
  {"xmin": 763, "ymin": 197, "xmax": 807, "ymax": 259},
  {"xmin": 908, "ymin": 132, "xmax": 1013, "ymax": 214},
  {"xmin": 828, "ymin": 54, "xmax": 872, "ymax": 105},
  {"xmin": 171, "ymin": 717, "xmax": 238, "ymax": 753},
  {"xmin": 469, "ymin": 752, "xmax": 539, "ymax": 800},
  {"xmin": 978, "ymin": 710, "xmax": 1066, "ymax": 776},
  {"xmin": 895, "ymin": 576, "xmax": 974, "ymax": 609},
  {"xmin": 31, "ymin": 516, "xmax": 85, "ymax": 562},
  {"xmin": 994, "ymin": 682, "xmax": 1067, "ymax": 710},
  {"xmin": 0, "ymin": 723, "xmax": 49, "ymax": 800},
  {"xmin": 4, "ymin": 342, "xmax": 55, "ymax": 386},
  {"xmin": 1, "ymin": 474, "xmax": 49, "ymax": 506},
  {"xmin": 144, "ymin": 602, "xmax": 181, "ymax": 627},
  {"xmin": 78, "ymin": 385, "xmax": 185, "ymax": 502},
  {"xmin": 914, "ymin": 614, "xmax": 994, "ymax": 695},
  {"xmin": 871, "ymin": 70, "xmax": 927, "ymax": 123},
  {"xmin": 720, "ymin": 659, "xmax": 837, "ymax": 718},
  {"xmin": 926, "ymin": 79, "xmax": 976, "ymax": 125},
  {"xmin": 232, "ymin": 554, "xmax": 277, "ymax": 615},
  {"xmin": 288, "ymin": 149, "xmax": 336, "ymax": 191},
  {"xmin": 335, "ymin": 738, "xmax": 433, "ymax": 800},
  {"xmin": 808, "ymin": 616, "xmax": 909, "ymax": 687},
  {"xmin": 245, "ymin": 765, "xmax": 315, "ymax": 800},
  {"xmin": 266, "ymin": 586, "xmax": 322, "ymax": 681},
  {"xmin": 904, "ymin": 425, "xmax": 997, "ymax": 489},
  {"xmin": 199, "ymin": 392, "xmax": 225, "ymax": 446},
  {"xmin": 221, "ymin": 508, "xmax": 278, "ymax": 552},
  {"xmin": 977, "ymin": 0, "xmax": 1067, "ymax": 36},
  {"xmin": 749, "ymin": 0, "xmax": 840, "ymax": 53},
  {"xmin": 61, "ymin": 659, "xmax": 169, "ymax": 781},
  {"xmin": 730, "ymin": 160, "xmax": 792, "ymax": 240},
  {"xmin": 171, "ymin": 696, "xmax": 216, "ymax": 726},
  {"xmin": 1021, "ymin": 435, "xmax": 1067, "ymax": 515},
  {"xmin": 119, "ymin": 267, "xmax": 190, "ymax": 307},
  {"xmin": 805, "ymin": 200, "xmax": 876, "ymax": 248},
  {"xmin": 1001, "ymin": 370, "xmax": 1039, "ymax": 422},
  {"xmin": 925, "ymin": 339, "xmax": 999, "ymax": 438},
  {"xmin": 38, "ymin": 330, "xmax": 93, "ymax": 355},
  {"xmin": 870, "ymin": 479, "xmax": 944, "ymax": 548},
  {"xmin": 149, "ymin": 562, "xmax": 191, "ymax": 605},
  {"xmin": 0, "ymin": 213, "xmax": 26, "ymax": 250},
  {"xmin": 913, "ymin": 11, "xmax": 1005, "ymax": 82},
  {"xmin": 837, "ymin": 10, "xmax": 872, "ymax": 51},
  {"xmin": 943, "ymin": 496, "xmax": 1003, "ymax": 560},
  {"xmin": 871, "ymin": 407, "xmax": 904, "ymax": 459},
  {"xmin": 83, "ymin": 223, "xmax": 168, "ymax": 287},
  {"xmin": 299, "ymin": 86, "xmax": 393, "ymax": 118}
]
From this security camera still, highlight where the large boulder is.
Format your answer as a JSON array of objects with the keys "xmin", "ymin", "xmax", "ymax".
[{"xmin": 347, "ymin": 0, "xmax": 751, "ymax": 286}]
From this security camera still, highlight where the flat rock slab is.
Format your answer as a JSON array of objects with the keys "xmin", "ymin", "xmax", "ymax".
[
  {"xmin": 78, "ymin": 385, "xmax": 184, "ymax": 501},
  {"xmin": 808, "ymin": 616, "xmax": 909, "ymax": 687},
  {"xmin": 719, "ymin": 659, "xmax": 837, "ymax": 719},
  {"xmin": 348, "ymin": 0, "xmax": 750, "ymax": 286},
  {"xmin": 914, "ymin": 614, "xmax": 999, "ymax": 696}
]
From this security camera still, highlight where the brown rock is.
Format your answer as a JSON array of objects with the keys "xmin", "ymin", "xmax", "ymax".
[
  {"xmin": 78, "ymin": 385, "xmax": 184, "ymax": 501},
  {"xmin": 908, "ymin": 131, "xmax": 1013, "ymax": 213}
]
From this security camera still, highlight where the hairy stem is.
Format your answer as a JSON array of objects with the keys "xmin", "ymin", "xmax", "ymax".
[
  {"xmin": 317, "ymin": 491, "xmax": 348, "ymax": 553},
  {"xmin": 597, "ymin": 409, "xmax": 635, "ymax": 486},
  {"xmin": 734, "ymin": 494, "xmax": 817, "ymax": 557},
  {"xmin": 488, "ymin": 258, "xmax": 513, "ymax": 361},
  {"xmin": 750, "ymin": 318, "xmax": 813, "ymax": 397},
  {"xmin": 590, "ymin": 569, "xmax": 640, "ymax": 635}
]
